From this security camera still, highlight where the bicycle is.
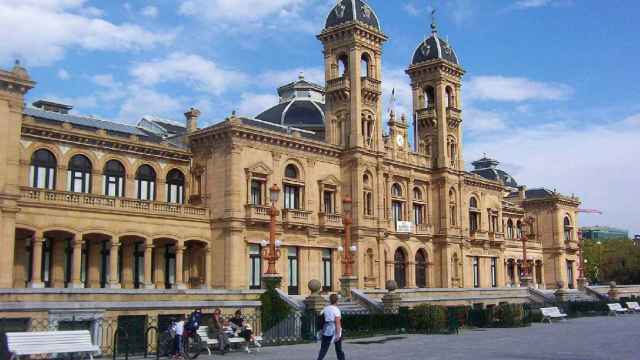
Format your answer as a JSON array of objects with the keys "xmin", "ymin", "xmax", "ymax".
[{"xmin": 158, "ymin": 320, "xmax": 204, "ymax": 359}]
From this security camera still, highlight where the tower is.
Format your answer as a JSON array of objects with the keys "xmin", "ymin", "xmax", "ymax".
[
  {"xmin": 406, "ymin": 15, "xmax": 465, "ymax": 169},
  {"xmin": 318, "ymin": 0, "xmax": 387, "ymax": 151}
]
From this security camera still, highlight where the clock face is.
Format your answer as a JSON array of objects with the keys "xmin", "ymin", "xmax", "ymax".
[{"xmin": 396, "ymin": 134, "xmax": 404, "ymax": 147}]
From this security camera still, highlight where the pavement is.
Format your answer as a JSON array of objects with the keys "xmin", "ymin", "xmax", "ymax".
[{"xmin": 194, "ymin": 316, "xmax": 640, "ymax": 360}]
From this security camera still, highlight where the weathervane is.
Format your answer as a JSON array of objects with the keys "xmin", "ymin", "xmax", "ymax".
[{"xmin": 431, "ymin": 8, "xmax": 437, "ymax": 33}]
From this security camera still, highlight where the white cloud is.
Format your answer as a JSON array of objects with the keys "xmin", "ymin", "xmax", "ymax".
[
  {"xmin": 465, "ymin": 118, "xmax": 640, "ymax": 235},
  {"xmin": 404, "ymin": 2, "xmax": 422, "ymax": 16},
  {"xmin": 382, "ymin": 68, "xmax": 413, "ymax": 122},
  {"xmin": 0, "ymin": 0, "xmax": 175, "ymax": 66},
  {"xmin": 623, "ymin": 113, "xmax": 640, "ymax": 126},
  {"xmin": 57, "ymin": 68, "xmax": 70, "ymax": 80},
  {"xmin": 92, "ymin": 74, "xmax": 119, "ymax": 88},
  {"xmin": 515, "ymin": 0, "xmax": 552, "ymax": 8},
  {"xmin": 141, "ymin": 5, "xmax": 159, "ymax": 18},
  {"xmin": 464, "ymin": 108, "xmax": 507, "ymax": 133},
  {"xmin": 258, "ymin": 67, "xmax": 324, "ymax": 89},
  {"xmin": 117, "ymin": 86, "xmax": 186, "ymax": 123},
  {"xmin": 130, "ymin": 53, "xmax": 248, "ymax": 95},
  {"xmin": 465, "ymin": 76, "xmax": 572, "ymax": 102},
  {"xmin": 179, "ymin": 0, "xmax": 305, "ymax": 22},
  {"xmin": 237, "ymin": 92, "xmax": 279, "ymax": 117}
]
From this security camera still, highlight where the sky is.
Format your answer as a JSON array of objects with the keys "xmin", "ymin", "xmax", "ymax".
[{"xmin": 1, "ymin": 0, "xmax": 639, "ymax": 235}]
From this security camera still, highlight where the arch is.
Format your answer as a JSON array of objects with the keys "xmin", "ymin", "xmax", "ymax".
[
  {"xmin": 103, "ymin": 159, "xmax": 125, "ymax": 197},
  {"xmin": 282, "ymin": 158, "xmax": 305, "ymax": 180},
  {"xmin": 516, "ymin": 220, "xmax": 523, "ymax": 239},
  {"xmin": 506, "ymin": 219, "xmax": 515, "ymax": 239},
  {"xmin": 449, "ymin": 187, "xmax": 457, "ymax": 226},
  {"xmin": 391, "ymin": 183, "xmax": 403, "ymax": 197},
  {"xmin": 360, "ymin": 52, "xmax": 372, "ymax": 78},
  {"xmin": 469, "ymin": 196, "xmax": 478, "ymax": 209},
  {"xmin": 413, "ymin": 187, "xmax": 423, "ymax": 201},
  {"xmin": 394, "ymin": 247, "xmax": 408, "ymax": 289},
  {"xmin": 415, "ymin": 249, "xmax": 428, "ymax": 288},
  {"xmin": 135, "ymin": 164, "xmax": 157, "ymax": 201},
  {"xmin": 564, "ymin": 215, "xmax": 572, "ymax": 241},
  {"xmin": 166, "ymin": 168, "xmax": 186, "ymax": 204},
  {"xmin": 284, "ymin": 164, "xmax": 299, "ymax": 179},
  {"xmin": 29, "ymin": 148, "xmax": 57, "ymax": 190},
  {"xmin": 445, "ymin": 86, "xmax": 455, "ymax": 108},
  {"xmin": 423, "ymin": 86, "xmax": 436, "ymax": 109},
  {"xmin": 81, "ymin": 229, "xmax": 117, "ymax": 240},
  {"xmin": 337, "ymin": 53, "xmax": 349, "ymax": 77}
]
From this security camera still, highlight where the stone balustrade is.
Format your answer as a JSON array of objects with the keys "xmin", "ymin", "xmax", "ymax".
[
  {"xmin": 282, "ymin": 208, "xmax": 312, "ymax": 227},
  {"xmin": 326, "ymin": 76, "xmax": 350, "ymax": 93},
  {"xmin": 361, "ymin": 76, "xmax": 381, "ymax": 94},
  {"xmin": 20, "ymin": 187, "xmax": 209, "ymax": 220},
  {"xmin": 319, "ymin": 212, "xmax": 343, "ymax": 229}
]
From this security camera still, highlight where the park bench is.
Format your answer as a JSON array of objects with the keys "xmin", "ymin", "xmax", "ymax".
[
  {"xmin": 626, "ymin": 301, "xmax": 640, "ymax": 313},
  {"xmin": 540, "ymin": 307, "xmax": 568, "ymax": 323},
  {"xmin": 6, "ymin": 330, "xmax": 99, "ymax": 360},
  {"xmin": 196, "ymin": 326, "xmax": 262, "ymax": 355},
  {"xmin": 608, "ymin": 303, "xmax": 631, "ymax": 316}
]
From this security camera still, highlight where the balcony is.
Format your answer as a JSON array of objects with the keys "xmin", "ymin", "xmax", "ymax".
[
  {"xmin": 361, "ymin": 76, "xmax": 381, "ymax": 103},
  {"xmin": 282, "ymin": 209, "xmax": 312, "ymax": 228},
  {"xmin": 20, "ymin": 187, "xmax": 209, "ymax": 220},
  {"xmin": 446, "ymin": 107, "xmax": 462, "ymax": 128},
  {"xmin": 415, "ymin": 223, "xmax": 433, "ymax": 236},
  {"xmin": 489, "ymin": 232, "xmax": 505, "ymax": 244},
  {"xmin": 416, "ymin": 107, "xmax": 436, "ymax": 127},
  {"xmin": 326, "ymin": 77, "xmax": 350, "ymax": 101},
  {"xmin": 319, "ymin": 213, "xmax": 343, "ymax": 230},
  {"xmin": 245, "ymin": 204, "xmax": 272, "ymax": 224}
]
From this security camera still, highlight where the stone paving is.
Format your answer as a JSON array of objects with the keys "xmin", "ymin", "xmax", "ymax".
[{"xmin": 202, "ymin": 316, "xmax": 640, "ymax": 360}]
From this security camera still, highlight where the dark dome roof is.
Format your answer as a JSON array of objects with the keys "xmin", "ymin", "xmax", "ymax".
[
  {"xmin": 471, "ymin": 157, "xmax": 518, "ymax": 188},
  {"xmin": 412, "ymin": 28, "xmax": 459, "ymax": 66},
  {"xmin": 325, "ymin": 0, "xmax": 380, "ymax": 31}
]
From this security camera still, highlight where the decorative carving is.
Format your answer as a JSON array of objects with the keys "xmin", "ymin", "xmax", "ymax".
[
  {"xmin": 335, "ymin": 0, "xmax": 346, "ymax": 18},
  {"xmin": 361, "ymin": 4, "xmax": 372, "ymax": 19}
]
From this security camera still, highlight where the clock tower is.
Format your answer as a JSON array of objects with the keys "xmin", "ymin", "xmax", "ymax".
[{"xmin": 387, "ymin": 110, "xmax": 410, "ymax": 160}]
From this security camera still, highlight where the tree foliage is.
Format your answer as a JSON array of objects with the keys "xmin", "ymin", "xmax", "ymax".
[{"xmin": 583, "ymin": 239, "xmax": 640, "ymax": 285}]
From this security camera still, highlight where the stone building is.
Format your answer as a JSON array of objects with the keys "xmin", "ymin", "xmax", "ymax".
[{"xmin": 0, "ymin": 0, "xmax": 583, "ymax": 349}]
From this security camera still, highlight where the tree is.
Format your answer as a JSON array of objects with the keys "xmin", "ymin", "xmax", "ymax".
[{"xmin": 583, "ymin": 239, "xmax": 640, "ymax": 285}]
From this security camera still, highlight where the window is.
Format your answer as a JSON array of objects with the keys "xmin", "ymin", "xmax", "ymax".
[
  {"xmin": 516, "ymin": 220, "xmax": 523, "ymax": 239},
  {"xmin": 424, "ymin": 86, "xmax": 435, "ymax": 109},
  {"xmin": 415, "ymin": 250, "xmax": 427, "ymax": 288},
  {"xmin": 248, "ymin": 245, "xmax": 262, "ymax": 289},
  {"xmin": 103, "ymin": 160, "xmax": 125, "ymax": 197},
  {"xmin": 285, "ymin": 164, "xmax": 299, "ymax": 179},
  {"xmin": 469, "ymin": 197, "xmax": 479, "ymax": 234},
  {"xmin": 391, "ymin": 183, "xmax": 402, "ymax": 197},
  {"xmin": 166, "ymin": 169, "xmax": 185, "ymax": 204},
  {"xmin": 449, "ymin": 189, "xmax": 457, "ymax": 226},
  {"xmin": 288, "ymin": 247, "xmax": 299, "ymax": 295},
  {"xmin": 136, "ymin": 165, "xmax": 156, "ymax": 201},
  {"xmin": 394, "ymin": 249, "xmax": 406, "ymax": 289},
  {"xmin": 489, "ymin": 211, "xmax": 499, "ymax": 233},
  {"xmin": 392, "ymin": 201, "xmax": 403, "ymax": 225},
  {"xmin": 362, "ymin": 114, "xmax": 374, "ymax": 147},
  {"xmin": 100, "ymin": 241, "xmax": 110, "ymax": 288},
  {"xmin": 446, "ymin": 86, "xmax": 455, "ymax": 108},
  {"xmin": 133, "ymin": 242, "xmax": 144, "ymax": 289},
  {"xmin": 42, "ymin": 238, "xmax": 52, "ymax": 288},
  {"xmin": 414, "ymin": 204, "xmax": 424, "ymax": 225},
  {"xmin": 165, "ymin": 246, "xmax": 176, "ymax": 289},
  {"xmin": 323, "ymin": 190, "xmax": 336, "ymax": 214},
  {"xmin": 360, "ymin": 53, "xmax": 371, "ymax": 78},
  {"xmin": 491, "ymin": 258, "xmax": 497, "ymax": 287},
  {"xmin": 337, "ymin": 54, "xmax": 349, "ymax": 77},
  {"xmin": 322, "ymin": 249, "xmax": 332, "ymax": 292},
  {"xmin": 284, "ymin": 185, "xmax": 301, "ymax": 209},
  {"xmin": 507, "ymin": 259, "xmax": 515, "ymax": 286},
  {"xmin": 30, "ymin": 149, "xmax": 56, "ymax": 189},
  {"xmin": 251, "ymin": 179, "xmax": 264, "ymax": 205},
  {"xmin": 67, "ymin": 154, "xmax": 92, "ymax": 193},
  {"xmin": 566, "ymin": 260, "xmax": 575, "ymax": 289},
  {"xmin": 507, "ymin": 219, "xmax": 514, "ymax": 239},
  {"xmin": 472, "ymin": 256, "xmax": 480, "ymax": 288},
  {"xmin": 363, "ymin": 173, "xmax": 374, "ymax": 216},
  {"xmin": 564, "ymin": 217, "xmax": 572, "ymax": 241},
  {"xmin": 413, "ymin": 188, "xmax": 423, "ymax": 201}
]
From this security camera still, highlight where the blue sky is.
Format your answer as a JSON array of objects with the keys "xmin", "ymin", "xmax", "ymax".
[{"xmin": 1, "ymin": 0, "xmax": 639, "ymax": 235}]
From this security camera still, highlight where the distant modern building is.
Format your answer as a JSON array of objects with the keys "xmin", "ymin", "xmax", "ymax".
[
  {"xmin": 581, "ymin": 226, "xmax": 629, "ymax": 240},
  {"xmin": 634, "ymin": 235, "xmax": 640, "ymax": 247}
]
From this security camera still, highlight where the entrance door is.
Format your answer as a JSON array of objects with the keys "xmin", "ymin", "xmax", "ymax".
[
  {"xmin": 394, "ymin": 249, "xmax": 406, "ymax": 289},
  {"xmin": 117, "ymin": 315, "xmax": 147, "ymax": 355}
]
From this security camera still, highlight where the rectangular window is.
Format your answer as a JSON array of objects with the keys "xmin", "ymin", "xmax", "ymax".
[
  {"xmin": 284, "ymin": 185, "xmax": 300, "ymax": 209},
  {"xmin": 413, "ymin": 204, "xmax": 424, "ymax": 225},
  {"xmin": 100, "ymin": 241, "xmax": 110, "ymax": 288},
  {"xmin": 567, "ymin": 260, "xmax": 575, "ymax": 289},
  {"xmin": 472, "ymin": 256, "xmax": 480, "ymax": 288},
  {"xmin": 134, "ymin": 242, "xmax": 144, "ymax": 289},
  {"xmin": 322, "ymin": 249, "xmax": 332, "ymax": 292},
  {"xmin": 392, "ymin": 201, "xmax": 403, "ymax": 224},
  {"xmin": 251, "ymin": 180, "xmax": 263, "ymax": 205},
  {"xmin": 137, "ymin": 180, "xmax": 156, "ymax": 201},
  {"xmin": 42, "ymin": 238, "xmax": 52, "ymax": 287},
  {"xmin": 323, "ymin": 190, "xmax": 335, "ymax": 214},
  {"xmin": 165, "ymin": 246, "xmax": 176, "ymax": 289},
  {"xmin": 249, "ymin": 245, "xmax": 262, "ymax": 289},
  {"xmin": 470, "ymin": 212, "xmax": 479, "ymax": 233},
  {"xmin": 364, "ymin": 191, "xmax": 373, "ymax": 216},
  {"xmin": 491, "ymin": 258, "xmax": 497, "ymax": 288},
  {"xmin": 105, "ymin": 175, "xmax": 124, "ymax": 197},
  {"xmin": 288, "ymin": 247, "xmax": 299, "ymax": 295},
  {"xmin": 490, "ymin": 215, "xmax": 499, "ymax": 233},
  {"xmin": 167, "ymin": 184, "xmax": 184, "ymax": 204}
]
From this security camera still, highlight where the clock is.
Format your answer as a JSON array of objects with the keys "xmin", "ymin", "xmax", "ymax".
[{"xmin": 396, "ymin": 134, "xmax": 404, "ymax": 147}]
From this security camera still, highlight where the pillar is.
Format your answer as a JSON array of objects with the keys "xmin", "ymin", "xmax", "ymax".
[
  {"xmin": 88, "ymin": 242, "xmax": 101, "ymax": 288},
  {"xmin": 175, "ymin": 244, "xmax": 186, "ymax": 289},
  {"xmin": 154, "ymin": 245, "xmax": 165, "ymax": 289},
  {"xmin": 144, "ymin": 242, "xmax": 155, "ymax": 289},
  {"xmin": 203, "ymin": 245, "xmax": 212, "ymax": 289},
  {"xmin": 51, "ymin": 239, "xmax": 65, "ymax": 288},
  {"xmin": 70, "ymin": 238, "xmax": 84, "ymax": 288},
  {"xmin": 407, "ymin": 261, "xmax": 416, "ymax": 288},
  {"xmin": 108, "ymin": 242, "xmax": 121, "ymax": 288},
  {"xmin": 377, "ymin": 237, "xmax": 385, "ymax": 289},
  {"xmin": 121, "ymin": 242, "xmax": 133, "ymax": 288},
  {"xmin": 29, "ymin": 232, "xmax": 45, "ymax": 288}
]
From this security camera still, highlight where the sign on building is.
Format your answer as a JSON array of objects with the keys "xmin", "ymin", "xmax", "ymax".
[{"xmin": 396, "ymin": 221, "xmax": 413, "ymax": 233}]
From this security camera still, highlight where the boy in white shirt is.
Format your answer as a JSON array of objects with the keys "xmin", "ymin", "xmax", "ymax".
[
  {"xmin": 171, "ymin": 316, "xmax": 185, "ymax": 358},
  {"xmin": 316, "ymin": 294, "xmax": 345, "ymax": 360}
]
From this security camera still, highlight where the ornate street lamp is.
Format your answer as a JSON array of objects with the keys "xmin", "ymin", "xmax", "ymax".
[
  {"xmin": 577, "ymin": 230, "xmax": 587, "ymax": 289},
  {"xmin": 339, "ymin": 195, "xmax": 358, "ymax": 298},
  {"xmin": 520, "ymin": 217, "xmax": 535, "ymax": 287},
  {"xmin": 261, "ymin": 184, "xmax": 281, "ymax": 276}
]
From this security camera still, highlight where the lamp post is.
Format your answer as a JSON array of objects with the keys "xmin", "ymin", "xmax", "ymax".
[
  {"xmin": 520, "ymin": 217, "xmax": 534, "ymax": 287},
  {"xmin": 339, "ymin": 195, "xmax": 357, "ymax": 298},
  {"xmin": 577, "ymin": 230, "xmax": 588, "ymax": 289},
  {"xmin": 261, "ymin": 184, "xmax": 282, "ymax": 288}
]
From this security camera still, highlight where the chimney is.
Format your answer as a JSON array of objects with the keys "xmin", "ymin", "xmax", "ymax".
[
  {"xmin": 33, "ymin": 100, "xmax": 72, "ymax": 114},
  {"xmin": 184, "ymin": 107, "xmax": 200, "ymax": 133},
  {"xmin": 518, "ymin": 185, "xmax": 527, "ymax": 200}
]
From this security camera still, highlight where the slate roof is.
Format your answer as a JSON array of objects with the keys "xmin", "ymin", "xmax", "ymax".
[
  {"xmin": 412, "ymin": 32, "xmax": 460, "ymax": 66},
  {"xmin": 325, "ymin": 0, "xmax": 380, "ymax": 30},
  {"xmin": 24, "ymin": 107, "xmax": 148, "ymax": 137},
  {"xmin": 238, "ymin": 117, "xmax": 323, "ymax": 141},
  {"xmin": 471, "ymin": 156, "xmax": 518, "ymax": 188}
]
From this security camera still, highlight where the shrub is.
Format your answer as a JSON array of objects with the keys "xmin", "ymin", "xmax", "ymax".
[
  {"xmin": 561, "ymin": 301, "xmax": 609, "ymax": 317},
  {"xmin": 493, "ymin": 303, "xmax": 526, "ymax": 328},
  {"xmin": 260, "ymin": 279, "xmax": 292, "ymax": 332},
  {"xmin": 446, "ymin": 306, "xmax": 470, "ymax": 328},
  {"xmin": 409, "ymin": 304, "xmax": 448, "ymax": 334}
]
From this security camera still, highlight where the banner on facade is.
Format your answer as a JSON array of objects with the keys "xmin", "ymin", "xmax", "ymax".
[{"xmin": 396, "ymin": 221, "xmax": 413, "ymax": 233}]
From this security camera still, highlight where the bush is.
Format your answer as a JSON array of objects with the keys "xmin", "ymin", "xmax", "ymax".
[
  {"xmin": 468, "ymin": 308, "xmax": 494, "ymax": 328},
  {"xmin": 260, "ymin": 279, "xmax": 292, "ymax": 332},
  {"xmin": 561, "ymin": 301, "xmax": 609, "ymax": 317},
  {"xmin": 493, "ymin": 304, "xmax": 526, "ymax": 328},
  {"xmin": 408, "ymin": 304, "xmax": 448, "ymax": 334},
  {"xmin": 446, "ymin": 306, "xmax": 470, "ymax": 328}
]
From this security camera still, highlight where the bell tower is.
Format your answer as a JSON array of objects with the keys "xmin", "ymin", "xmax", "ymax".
[
  {"xmin": 406, "ymin": 15, "xmax": 465, "ymax": 169},
  {"xmin": 318, "ymin": 0, "xmax": 387, "ymax": 151}
]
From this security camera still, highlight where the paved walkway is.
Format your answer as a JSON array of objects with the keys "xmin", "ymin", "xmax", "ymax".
[{"xmin": 202, "ymin": 316, "xmax": 640, "ymax": 360}]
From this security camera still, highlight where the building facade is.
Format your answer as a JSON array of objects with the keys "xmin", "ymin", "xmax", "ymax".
[
  {"xmin": 0, "ymin": 0, "xmax": 584, "ymax": 306},
  {"xmin": 581, "ymin": 226, "xmax": 629, "ymax": 241}
]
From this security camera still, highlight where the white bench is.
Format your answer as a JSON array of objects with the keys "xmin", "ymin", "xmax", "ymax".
[
  {"xmin": 608, "ymin": 303, "xmax": 631, "ymax": 316},
  {"xmin": 6, "ymin": 330, "xmax": 99, "ymax": 360},
  {"xmin": 540, "ymin": 307, "xmax": 568, "ymax": 323},
  {"xmin": 626, "ymin": 301, "xmax": 640, "ymax": 313},
  {"xmin": 196, "ymin": 326, "xmax": 262, "ymax": 355}
]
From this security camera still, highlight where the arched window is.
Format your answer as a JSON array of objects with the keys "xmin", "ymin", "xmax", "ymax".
[
  {"xmin": 507, "ymin": 219, "xmax": 514, "ymax": 239},
  {"xmin": 415, "ymin": 250, "xmax": 427, "ymax": 288},
  {"xmin": 29, "ymin": 149, "xmax": 56, "ymax": 189},
  {"xmin": 391, "ymin": 183, "xmax": 403, "ymax": 197},
  {"xmin": 67, "ymin": 154, "xmax": 92, "ymax": 193},
  {"xmin": 136, "ymin": 165, "xmax": 156, "ymax": 201},
  {"xmin": 445, "ymin": 86, "xmax": 455, "ymax": 108},
  {"xmin": 469, "ymin": 197, "xmax": 480, "ymax": 234},
  {"xmin": 283, "ymin": 164, "xmax": 302, "ymax": 210},
  {"xmin": 564, "ymin": 216, "xmax": 572, "ymax": 241},
  {"xmin": 516, "ymin": 220, "xmax": 523, "ymax": 239},
  {"xmin": 363, "ymin": 173, "xmax": 374, "ymax": 216},
  {"xmin": 361, "ymin": 113, "xmax": 374, "ymax": 147},
  {"xmin": 391, "ymin": 183, "xmax": 404, "ymax": 226},
  {"xmin": 103, "ymin": 160, "xmax": 125, "ymax": 197},
  {"xmin": 424, "ymin": 86, "xmax": 435, "ymax": 109},
  {"xmin": 360, "ymin": 53, "xmax": 371, "ymax": 78},
  {"xmin": 413, "ymin": 187, "xmax": 422, "ymax": 201},
  {"xmin": 394, "ymin": 249, "xmax": 407, "ymax": 289},
  {"xmin": 338, "ymin": 54, "xmax": 349, "ymax": 77},
  {"xmin": 413, "ymin": 187, "xmax": 426, "ymax": 226},
  {"xmin": 166, "ymin": 169, "xmax": 185, "ymax": 204},
  {"xmin": 449, "ymin": 189, "xmax": 457, "ymax": 226}
]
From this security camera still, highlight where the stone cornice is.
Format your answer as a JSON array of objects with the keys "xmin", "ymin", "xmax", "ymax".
[
  {"xmin": 463, "ymin": 174, "xmax": 505, "ymax": 192},
  {"xmin": 317, "ymin": 21, "xmax": 388, "ymax": 46},
  {"xmin": 21, "ymin": 119, "xmax": 191, "ymax": 162},
  {"xmin": 406, "ymin": 59, "xmax": 465, "ymax": 79}
]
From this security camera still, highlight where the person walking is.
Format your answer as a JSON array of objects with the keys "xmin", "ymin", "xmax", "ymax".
[{"xmin": 316, "ymin": 294, "xmax": 345, "ymax": 360}]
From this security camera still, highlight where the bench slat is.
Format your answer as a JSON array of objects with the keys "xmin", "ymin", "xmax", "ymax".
[{"xmin": 7, "ymin": 330, "xmax": 97, "ymax": 357}]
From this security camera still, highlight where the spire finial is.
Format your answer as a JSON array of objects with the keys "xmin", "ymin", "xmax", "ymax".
[
  {"xmin": 430, "ymin": 8, "xmax": 437, "ymax": 33},
  {"xmin": 15, "ymin": 59, "xmax": 20, "ymax": 66},
  {"xmin": 298, "ymin": 71, "xmax": 304, "ymax": 80}
]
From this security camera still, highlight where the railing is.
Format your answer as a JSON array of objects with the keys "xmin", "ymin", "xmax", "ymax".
[
  {"xmin": 20, "ymin": 187, "xmax": 209, "ymax": 220},
  {"xmin": 282, "ymin": 209, "xmax": 312, "ymax": 226},
  {"xmin": 245, "ymin": 204, "xmax": 272, "ymax": 223},
  {"xmin": 416, "ymin": 107, "xmax": 436, "ymax": 122},
  {"xmin": 446, "ymin": 107, "xmax": 462, "ymax": 120},
  {"xmin": 361, "ymin": 76, "xmax": 381, "ymax": 94},
  {"xmin": 319, "ymin": 212, "xmax": 342, "ymax": 229},
  {"xmin": 415, "ymin": 223, "xmax": 433, "ymax": 235},
  {"xmin": 326, "ymin": 77, "xmax": 350, "ymax": 93}
]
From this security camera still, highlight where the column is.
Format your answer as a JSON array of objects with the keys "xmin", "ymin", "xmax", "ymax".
[
  {"xmin": 29, "ymin": 232, "xmax": 45, "ymax": 288},
  {"xmin": 121, "ymin": 242, "xmax": 133, "ymax": 289},
  {"xmin": 108, "ymin": 241, "xmax": 121, "ymax": 288},
  {"xmin": 144, "ymin": 242, "xmax": 155, "ymax": 289},
  {"xmin": 175, "ymin": 244, "xmax": 186, "ymax": 289},
  {"xmin": 407, "ymin": 261, "xmax": 416, "ymax": 288},
  {"xmin": 51, "ymin": 239, "xmax": 65, "ymax": 288},
  {"xmin": 377, "ymin": 237, "xmax": 385, "ymax": 289},
  {"xmin": 203, "ymin": 245, "xmax": 212, "ymax": 289},
  {"xmin": 154, "ymin": 245, "xmax": 165, "ymax": 289},
  {"xmin": 88, "ymin": 242, "xmax": 101, "ymax": 288},
  {"xmin": 70, "ymin": 238, "xmax": 84, "ymax": 288}
]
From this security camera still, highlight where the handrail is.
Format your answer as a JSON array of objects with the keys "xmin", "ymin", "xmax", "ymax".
[
  {"xmin": 585, "ymin": 286, "xmax": 610, "ymax": 301},
  {"xmin": 351, "ymin": 288, "xmax": 383, "ymax": 313}
]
